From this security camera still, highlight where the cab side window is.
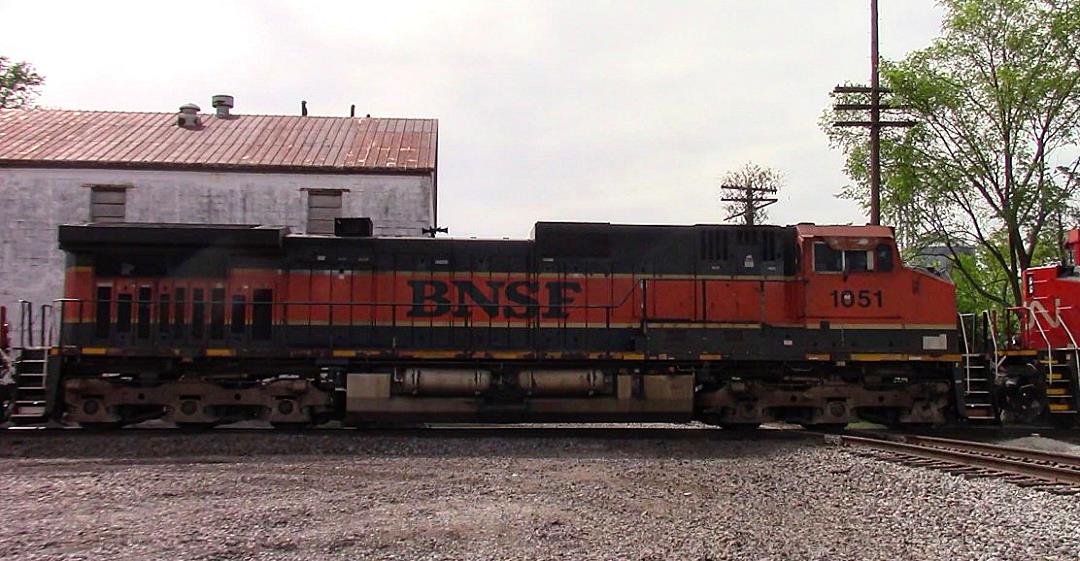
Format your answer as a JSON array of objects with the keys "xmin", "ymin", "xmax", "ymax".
[
  {"xmin": 875, "ymin": 244, "xmax": 893, "ymax": 272},
  {"xmin": 845, "ymin": 250, "xmax": 870, "ymax": 272},
  {"xmin": 813, "ymin": 242, "xmax": 878, "ymax": 273},
  {"xmin": 814, "ymin": 242, "xmax": 843, "ymax": 272}
]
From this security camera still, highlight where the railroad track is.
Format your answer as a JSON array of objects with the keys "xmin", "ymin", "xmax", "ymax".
[{"xmin": 826, "ymin": 431, "xmax": 1080, "ymax": 495}]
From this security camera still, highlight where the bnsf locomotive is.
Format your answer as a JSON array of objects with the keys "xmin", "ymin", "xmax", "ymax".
[{"xmin": 4, "ymin": 220, "xmax": 963, "ymax": 429}]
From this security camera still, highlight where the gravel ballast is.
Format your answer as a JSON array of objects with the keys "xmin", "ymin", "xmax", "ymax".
[{"xmin": 1, "ymin": 431, "xmax": 1078, "ymax": 561}]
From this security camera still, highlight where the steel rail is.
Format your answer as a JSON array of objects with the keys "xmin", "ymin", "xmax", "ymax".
[
  {"xmin": 833, "ymin": 433, "xmax": 1080, "ymax": 486},
  {"xmin": 901, "ymin": 434, "xmax": 1080, "ymax": 469}
]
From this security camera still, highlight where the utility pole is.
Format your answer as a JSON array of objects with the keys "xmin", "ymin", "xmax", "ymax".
[
  {"xmin": 870, "ymin": 0, "xmax": 881, "ymax": 225},
  {"xmin": 720, "ymin": 182, "xmax": 778, "ymax": 226},
  {"xmin": 832, "ymin": 0, "xmax": 915, "ymax": 226}
]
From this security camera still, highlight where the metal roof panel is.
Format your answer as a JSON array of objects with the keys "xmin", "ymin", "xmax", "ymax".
[{"xmin": 0, "ymin": 109, "xmax": 437, "ymax": 173}]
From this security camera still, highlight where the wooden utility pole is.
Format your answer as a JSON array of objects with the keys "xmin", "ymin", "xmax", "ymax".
[
  {"xmin": 832, "ymin": 0, "xmax": 914, "ymax": 226},
  {"xmin": 720, "ymin": 182, "xmax": 778, "ymax": 226}
]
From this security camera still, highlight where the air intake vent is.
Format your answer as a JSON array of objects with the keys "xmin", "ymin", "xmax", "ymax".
[
  {"xmin": 699, "ymin": 228, "xmax": 729, "ymax": 261},
  {"xmin": 211, "ymin": 95, "xmax": 234, "ymax": 118},
  {"xmin": 177, "ymin": 103, "xmax": 201, "ymax": 128}
]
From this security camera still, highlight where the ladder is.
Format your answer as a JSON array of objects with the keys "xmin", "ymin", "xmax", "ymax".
[
  {"xmin": 9, "ymin": 347, "xmax": 50, "ymax": 424},
  {"xmin": 957, "ymin": 312, "xmax": 996, "ymax": 421},
  {"xmin": 7, "ymin": 301, "xmax": 57, "ymax": 425},
  {"xmin": 1027, "ymin": 304, "xmax": 1080, "ymax": 420},
  {"xmin": 1048, "ymin": 306, "xmax": 1080, "ymax": 418}
]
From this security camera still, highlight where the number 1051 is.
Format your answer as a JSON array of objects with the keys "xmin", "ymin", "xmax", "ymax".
[{"xmin": 830, "ymin": 289, "xmax": 883, "ymax": 308}]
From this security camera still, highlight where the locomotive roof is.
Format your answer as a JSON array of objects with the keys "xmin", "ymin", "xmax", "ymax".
[
  {"xmin": 794, "ymin": 224, "xmax": 894, "ymax": 239},
  {"xmin": 59, "ymin": 221, "xmax": 895, "ymax": 250}
]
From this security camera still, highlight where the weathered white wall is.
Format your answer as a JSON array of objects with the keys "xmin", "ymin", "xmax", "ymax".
[{"xmin": 0, "ymin": 167, "xmax": 435, "ymax": 336}]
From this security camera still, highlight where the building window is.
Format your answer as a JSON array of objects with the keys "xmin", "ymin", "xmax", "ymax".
[
  {"xmin": 89, "ymin": 186, "xmax": 127, "ymax": 223},
  {"xmin": 306, "ymin": 190, "xmax": 343, "ymax": 234}
]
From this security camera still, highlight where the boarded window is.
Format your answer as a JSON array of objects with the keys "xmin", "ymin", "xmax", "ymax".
[
  {"xmin": 90, "ymin": 186, "xmax": 127, "ymax": 223},
  {"xmin": 307, "ymin": 190, "xmax": 343, "ymax": 234}
]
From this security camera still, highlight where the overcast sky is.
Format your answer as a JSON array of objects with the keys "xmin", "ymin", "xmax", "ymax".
[{"xmin": 0, "ymin": 0, "xmax": 945, "ymax": 238}]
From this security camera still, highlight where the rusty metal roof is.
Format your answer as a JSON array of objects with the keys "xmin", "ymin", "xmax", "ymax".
[{"xmin": 0, "ymin": 109, "xmax": 437, "ymax": 174}]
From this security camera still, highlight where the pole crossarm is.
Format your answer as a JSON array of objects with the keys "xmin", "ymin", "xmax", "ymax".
[
  {"xmin": 833, "ymin": 103, "xmax": 911, "ymax": 111},
  {"xmin": 720, "ymin": 182, "xmax": 778, "ymax": 226},
  {"xmin": 832, "ymin": 85, "xmax": 893, "ymax": 94},
  {"xmin": 833, "ymin": 120, "xmax": 917, "ymax": 128}
]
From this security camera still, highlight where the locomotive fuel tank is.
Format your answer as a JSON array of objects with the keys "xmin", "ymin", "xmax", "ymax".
[
  {"xmin": 397, "ymin": 368, "xmax": 492, "ymax": 396},
  {"xmin": 518, "ymin": 369, "xmax": 610, "ymax": 396}
]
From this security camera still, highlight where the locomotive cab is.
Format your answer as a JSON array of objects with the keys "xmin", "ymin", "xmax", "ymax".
[
  {"xmin": 795, "ymin": 224, "xmax": 957, "ymax": 352},
  {"xmin": 699, "ymin": 224, "xmax": 960, "ymax": 428}
]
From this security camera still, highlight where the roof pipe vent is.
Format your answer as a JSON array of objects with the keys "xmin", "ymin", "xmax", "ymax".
[
  {"xmin": 211, "ymin": 95, "xmax": 234, "ymax": 118},
  {"xmin": 177, "ymin": 103, "xmax": 201, "ymax": 128}
]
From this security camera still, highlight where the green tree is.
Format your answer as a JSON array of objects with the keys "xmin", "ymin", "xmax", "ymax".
[
  {"xmin": 0, "ymin": 56, "xmax": 45, "ymax": 109},
  {"xmin": 824, "ymin": 0, "xmax": 1080, "ymax": 310}
]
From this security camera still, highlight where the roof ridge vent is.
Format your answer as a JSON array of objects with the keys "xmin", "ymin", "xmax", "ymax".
[
  {"xmin": 211, "ymin": 95, "xmax": 234, "ymax": 119},
  {"xmin": 177, "ymin": 103, "xmax": 201, "ymax": 128}
]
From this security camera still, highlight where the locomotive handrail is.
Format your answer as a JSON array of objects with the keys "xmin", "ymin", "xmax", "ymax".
[
  {"xmin": 39, "ymin": 303, "xmax": 53, "ymax": 348},
  {"xmin": 0, "ymin": 305, "xmax": 8, "ymax": 352},
  {"xmin": 1026, "ymin": 305, "xmax": 1056, "ymax": 385},
  {"xmin": 17, "ymin": 300, "xmax": 32, "ymax": 348},
  {"xmin": 982, "ymin": 309, "xmax": 1002, "ymax": 370},
  {"xmin": 1052, "ymin": 306, "xmax": 1080, "ymax": 380},
  {"xmin": 52, "ymin": 299, "xmax": 79, "ymax": 349},
  {"xmin": 52, "ymin": 285, "xmax": 647, "ymax": 352},
  {"xmin": 957, "ymin": 313, "xmax": 976, "ymax": 393},
  {"xmin": 57, "ymin": 291, "xmax": 642, "ymax": 315}
]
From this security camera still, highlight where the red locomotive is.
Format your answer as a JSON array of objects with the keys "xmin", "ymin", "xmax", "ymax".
[
  {"xmin": 3, "ymin": 220, "xmax": 963, "ymax": 428},
  {"xmin": 973, "ymin": 229, "xmax": 1080, "ymax": 427}
]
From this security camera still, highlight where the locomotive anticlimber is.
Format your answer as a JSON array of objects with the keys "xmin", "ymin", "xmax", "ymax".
[{"xmin": 14, "ymin": 220, "xmax": 961, "ymax": 428}]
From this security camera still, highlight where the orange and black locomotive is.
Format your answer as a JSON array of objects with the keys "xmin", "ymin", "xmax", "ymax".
[{"xmin": 6, "ymin": 220, "xmax": 963, "ymax": 428}]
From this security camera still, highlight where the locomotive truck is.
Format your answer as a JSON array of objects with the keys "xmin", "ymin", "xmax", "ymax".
[{"xmin": 3, "ymin": 219, "xmax": 966, "ymax": 429}]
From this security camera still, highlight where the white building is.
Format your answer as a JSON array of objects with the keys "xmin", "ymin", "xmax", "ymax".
[{"xmin": 0, "ymin": 97, "xmax": 438, "ymax": 327}]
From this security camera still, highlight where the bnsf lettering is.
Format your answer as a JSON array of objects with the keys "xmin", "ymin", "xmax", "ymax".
[{"xmin": 407, "ymin": 280, "xmax": 582, "ymax": 319}]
